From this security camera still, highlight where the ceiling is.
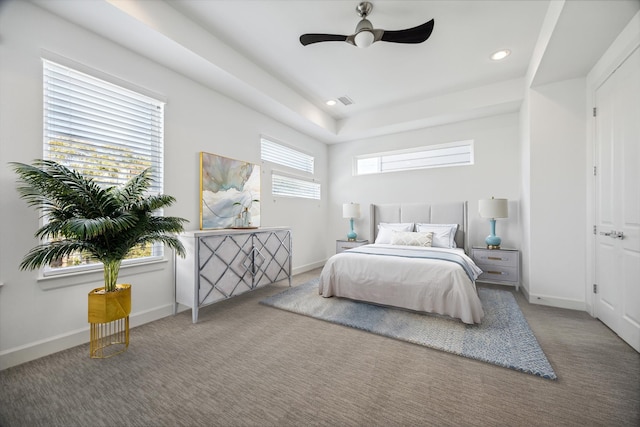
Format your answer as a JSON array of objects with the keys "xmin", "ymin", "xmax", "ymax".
[{"xmin": 30, "ymin": 0, "xmax": 640, "ymax": 143}]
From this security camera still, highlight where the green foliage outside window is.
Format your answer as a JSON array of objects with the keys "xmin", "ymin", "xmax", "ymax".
[{"xmin": 45, "ymin": 139, "xmax": 158, "ymax": 269}]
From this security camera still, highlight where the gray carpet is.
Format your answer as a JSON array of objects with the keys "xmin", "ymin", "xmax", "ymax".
[
  {"xmin": 0, "ymin": 270, "xmax": 638, "ymax": 427},
  {"xmin": 260, "ymin": 278, "xmax": 556, "ymax": 379}
]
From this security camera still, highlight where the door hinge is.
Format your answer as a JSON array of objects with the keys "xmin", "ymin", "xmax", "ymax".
[
  {"xmin": 593, "ymin": 107, "xmax": 597, "ymax": 117},
  {"xmin": 593, "ymin": 225, "xmax": 597, "ymax": 235},
  {"xmin": 593, "ymin": 166, "xmax": 597, "ymax": 176},
  {"xmin": 593, "ymin": 284, "xmax": 598, "ymax": 294}
]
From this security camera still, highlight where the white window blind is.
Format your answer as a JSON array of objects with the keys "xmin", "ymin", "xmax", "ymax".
[
  {"xmin": 272, "ymin": 173, "xmax": 321, "ymax": 200},
  {"xmin": 43, "ymin": 60, "xmax": 164, "ymax": 190},
  {"xmin": 261, "ymin": 137, "xmax": 314, "ymax": 174},
  {"xmin": 355, "ymin": 140, "xmax": 474, "ymax": 175},
  {"xmin": 42, "ymin": 59, "xmax": 165, "ymax": 273}
]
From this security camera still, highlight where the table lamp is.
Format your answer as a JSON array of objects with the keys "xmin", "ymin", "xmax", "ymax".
[
  {"xmin": 479, "ymin": 197, "xmax": 508, "ymax": 249},
  {"xmin": 342, "ymin": 202, "xmax": 361, "ymax": 241}
]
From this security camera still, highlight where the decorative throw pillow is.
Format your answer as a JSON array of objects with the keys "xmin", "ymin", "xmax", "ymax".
[
  {"xmin": 390, "ymin": 231, "xmax": 433, "ymax": 247},
  {"xmin": 375, "ymin": 223, "xmax": 414, "ymax": 244},
  {"xmin": 415, "ymin": 223, "xmax": 458, "ymax": 248}
]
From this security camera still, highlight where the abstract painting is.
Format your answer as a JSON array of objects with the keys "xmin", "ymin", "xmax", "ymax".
[{"xmin": 200, "ymin": 152, "xmax": 260, "ymax": 229}]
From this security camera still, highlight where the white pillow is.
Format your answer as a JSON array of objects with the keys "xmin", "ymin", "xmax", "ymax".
[
  {"xmin": 415, "ymin": 223, "xmax": 458, "ymax": 248},
  {"xmin": 375, "ymin": 222, "xmax": 414, "ymax": 244},
  {"xmin": 390, "ymin": 231, "xmax": 433, "ymax": 247}
]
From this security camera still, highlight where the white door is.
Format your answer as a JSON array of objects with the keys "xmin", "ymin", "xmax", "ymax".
[{"xmin": 594, "ymin": 46, "xmax": 640, "ymax": 352}]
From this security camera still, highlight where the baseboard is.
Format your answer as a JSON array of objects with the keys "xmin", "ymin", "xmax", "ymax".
[
  {"xmin": 0, "ymin": 304, "xmax": 173, "ymax": 371},
  {"xmin": 0, "ymin": 260, "xmax": 329, "ymax": 371},
  {"xmin": 292, "ymin": 260, "xmax": 325, "ymax": 276},
  {"xmin": 527, "ymin": 293, "xmax": 586, "ymax": 311}
]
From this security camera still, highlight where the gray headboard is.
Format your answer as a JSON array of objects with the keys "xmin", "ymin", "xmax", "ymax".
[{"xmin": 370, "ymin": 202, "xmax": 468, "ymax": 253}]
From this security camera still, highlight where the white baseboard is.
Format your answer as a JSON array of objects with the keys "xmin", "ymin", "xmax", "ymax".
[
  {"xmin": 0, "ymin": 304, "xmax": 173, "ymax": 371},
  {"xmin": 0, "ymin": 260, "xmax": 330, "ymax": 370},
  {"xmin": 527, "ymin": 293, "xmax": 586, "ymax": 311},
  {"xmin": 292, "ymin": 260, "xmax": 325, "ymax": 276}
]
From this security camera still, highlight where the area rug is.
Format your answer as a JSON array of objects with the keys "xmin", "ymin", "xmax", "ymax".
[{"xmin": 261, "ymin": 278, "xmax": 557, "ymax": 380}]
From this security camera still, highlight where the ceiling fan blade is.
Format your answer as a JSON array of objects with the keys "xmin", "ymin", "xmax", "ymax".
[
  {"xmin": 380, "ymin": 19, "xmax": 434, "ymax": 44},
  {"xmin": 300, "ymin": 33, "xmax": 349, "ymax": 46}
]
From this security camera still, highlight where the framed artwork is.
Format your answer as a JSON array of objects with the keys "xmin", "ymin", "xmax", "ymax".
[{"xmin": 200, "ymin": 152, "xmax": 260, "ymax": 229}]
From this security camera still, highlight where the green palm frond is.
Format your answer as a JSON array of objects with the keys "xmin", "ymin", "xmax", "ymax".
[
  {"xmin": 133, "ymin": 233, "xmax": 186, "ymax": 257},
  {"xmin": 113, "ymin": 168, "xmax": 152, "ymax": 205},
  {"xmin": 146, "ymin": 215, "xmax": 189, "ymax": 232},
  {"xmin": 13, "ymin": 160, "xmax": 188, "ymax": 291},
  {"xmin": 12, "ymin": 160, "xmax": 117, "ymax": 218},
  {"xmin": 19, "ymin": 240, "xmax": 96, "ymax": 271},
  {"xmin": 61, "ymin": 214, "xmax": 139, "ymax": 240},
  {"xmin": 134, "ymin": 194, "xmax": 178, "ymax": 212}
]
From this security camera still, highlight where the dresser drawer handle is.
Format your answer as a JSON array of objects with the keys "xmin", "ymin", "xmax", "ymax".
[
  {"xmin": 487, "ymin": 256, "xmax": 503, "ymax": 261},
  {"xmin": 487, "ymin": 271, "xmax": 504, "ymax": 275}
]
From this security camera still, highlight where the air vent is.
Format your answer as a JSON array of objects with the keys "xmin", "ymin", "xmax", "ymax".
[{"xmin": 338, "ymin": 96, "xmax": 354, "ymax": 106}]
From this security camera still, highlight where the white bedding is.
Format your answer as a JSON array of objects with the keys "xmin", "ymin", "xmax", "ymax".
[{"xmin": 318, "ymin": 244, "xmax": 485, "ymax": 324}]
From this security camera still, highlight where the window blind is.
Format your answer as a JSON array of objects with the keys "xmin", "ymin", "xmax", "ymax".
[
  {"xmin": 42, "ymin": 59, "xmax": 165, "ymax": 273},
  {"xmin": 272, "ymin": 173, "xmax": 321, "ymax": 200},
  {"xmin": 261, "ymin": 137, "xmax": 314, "ymax": 174},
  {"xmin": 356, "ymin": 140, "xmax": 474, "ymax": 175},
  {"xmin": 43, "ymin": 60, "xmax": 164, "ymax": 192}
]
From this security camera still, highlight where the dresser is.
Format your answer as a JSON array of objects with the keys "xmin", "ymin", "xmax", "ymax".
[
  {"xmin": 336, "ymin": 239, "xmax": 369, "ymax": 254},
  {"xmin": 471, "ymin": 247, "xmax": 520, "ymax": 291},
  {"xmin": 175, "ymin": 227, "xmax": 292, "ymax": 323}
]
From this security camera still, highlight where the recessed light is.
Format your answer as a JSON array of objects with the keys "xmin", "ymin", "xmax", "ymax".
[
  {"xmin": 490, "ymin": 49, "xmax": 511, "ymax": 61},
  {"xmin": 326, "ymin": 100, "xmax": 337, "ymax": 106}
]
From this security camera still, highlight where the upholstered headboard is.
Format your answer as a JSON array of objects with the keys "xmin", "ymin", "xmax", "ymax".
[{"xmin": 370, "ymin": 202, "xmax": 468, "ymax": 253}]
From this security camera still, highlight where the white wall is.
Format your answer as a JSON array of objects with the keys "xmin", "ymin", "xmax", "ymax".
[
  {"xmin": 0, "ymin": 1, "xmax": 327, "ymax": 369},
  {"xmin": 519, "ymin": 95, "xmax": 532, "ymax": 294},
  {"xmin": 525, "ymin": 78, "xmax": 588, "ymax": 310},
  {"xmin": 327, "ymin": 113, "xmax": 522, "ymax": 253}
]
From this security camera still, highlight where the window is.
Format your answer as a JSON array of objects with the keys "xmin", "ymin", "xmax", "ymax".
[
  {"xmin": 261, "ymin": 136, "xmax": 320, "ymax": 200},
  {"xmin": 355, "ymin": 140, "xmax": 474, "ymax": 175},
  {"xmin": 261, "ymin": 137, "xmax": 314, "ymax": 174},
  {"xmin": 272, "ymin": 173, "xmax": 321, "ymax": 200},
  {"xmin": 42, "ymin": 59, "xmax": 165, "ymax": 274}
]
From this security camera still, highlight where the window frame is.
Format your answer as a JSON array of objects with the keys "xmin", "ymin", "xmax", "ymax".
[
  {"xmin": 271, "ymin": 171, "xmax": 321, "ymax": 200},
  {"xmin": 354, "ymin": 140, "xmax": 475, "ymax": 176},
  {"xmin": 260, "ymin": 136, "xmax": 314, "ymax": 174},
  {"xmin": 260, "ymin": 135, "xmax": 321, "ymax": 200},
  {"xmin": 41, "ymin": 58, "xmax": 166, "ymax": 278}
]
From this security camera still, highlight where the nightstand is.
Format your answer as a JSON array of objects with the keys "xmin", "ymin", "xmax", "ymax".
[
  {"xmin": 471, "ymin": 247, "xmax": 520, "ymax": 291},
  {"xmin": 336, "ymin": 239, "xmax": 368, "ymax": 254}
]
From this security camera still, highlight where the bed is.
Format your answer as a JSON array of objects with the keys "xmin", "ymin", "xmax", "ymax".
[{"xmin": 318, "ymin": 202, "xmax": 484, "ymax": 324}]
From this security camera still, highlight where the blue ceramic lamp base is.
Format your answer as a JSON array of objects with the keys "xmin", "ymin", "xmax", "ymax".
[
  {"xmin": 485, "ymin": 219, "xmax": 502, "ymax": 249},
  {"xmin": 347, "ymin": 218, "xmax": 357, "ymax": 241}
]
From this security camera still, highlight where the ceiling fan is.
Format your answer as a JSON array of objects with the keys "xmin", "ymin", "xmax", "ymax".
[{"xmin": 299, "ymin": 1, "xmax": 434, "ymax": 49}]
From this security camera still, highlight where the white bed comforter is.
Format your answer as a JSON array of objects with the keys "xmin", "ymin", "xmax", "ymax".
[{"xmin": 318, "ymin": 244, "xmax": 485, "ymax": 324}]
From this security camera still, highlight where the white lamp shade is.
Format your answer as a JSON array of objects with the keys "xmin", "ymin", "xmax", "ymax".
[
  {"xmin": 479, "ymin": 198, "xmax": 508, "ymax": 219},
  {"xmin": 343, "ymin": 203, "xmax": 361, "ymax": 219}
]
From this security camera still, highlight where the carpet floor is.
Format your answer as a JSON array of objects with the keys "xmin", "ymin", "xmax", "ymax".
[
  {"xmin": 261, "ymin": 278, "xmax": 556, "ymax": 379},
  {"xmin": 0, "ymin": 269, "xmax": 638, "ymax": 427}
]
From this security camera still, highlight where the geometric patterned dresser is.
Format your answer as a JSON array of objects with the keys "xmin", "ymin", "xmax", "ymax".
[{"xmin": 175, "ymin": 227, "xmax": 292, "ymax": 323}]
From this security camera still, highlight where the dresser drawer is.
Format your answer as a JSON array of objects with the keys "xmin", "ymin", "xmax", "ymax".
[
  {"xmin": 472, "ymin": 249, "xmax": 518, "ymax": 267},
  {"xmin": 471, "ymin": 248, "xmax": 520, "ymax": 289},
  {"xmin": 477, "ymin": 265, "xmax": 519, "ymax": 283}
]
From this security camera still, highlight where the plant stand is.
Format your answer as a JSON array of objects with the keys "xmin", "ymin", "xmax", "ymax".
[{"xmin": 88, "ymin": 284, "xmax": 131, "ymax": 358}]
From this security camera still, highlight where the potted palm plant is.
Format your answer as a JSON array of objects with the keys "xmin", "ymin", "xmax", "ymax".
[{"xmin": 11, "ymin": 159, "xmax": 188, "ymax": 358}]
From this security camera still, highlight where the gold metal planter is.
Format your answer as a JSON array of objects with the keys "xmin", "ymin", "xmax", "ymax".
[{"xmin": 88, "ymin": 284, "xmax": 131, "ymax": 358}]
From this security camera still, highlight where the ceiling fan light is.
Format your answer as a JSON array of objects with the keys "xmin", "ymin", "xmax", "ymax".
[{"xmin": 354, "ymin": 30, "xmax": 374, "ymax": 48}]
